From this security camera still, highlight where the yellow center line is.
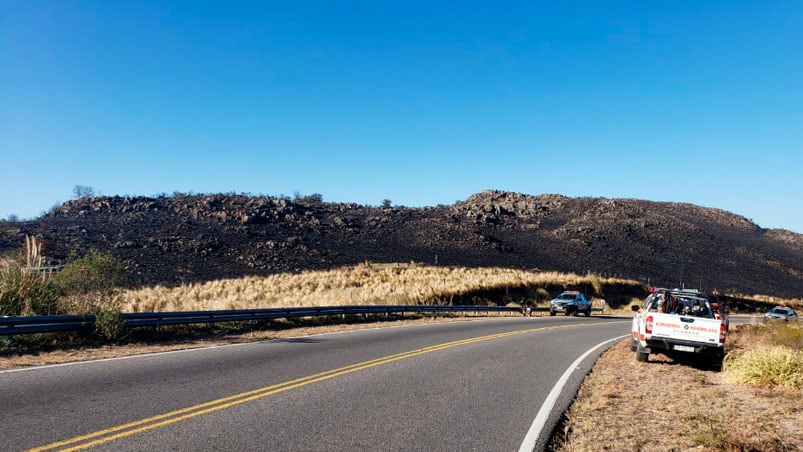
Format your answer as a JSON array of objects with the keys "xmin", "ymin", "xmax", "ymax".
[{"xmin": 29, "ymin": 321, "xmax": 618, "ymax": 451}]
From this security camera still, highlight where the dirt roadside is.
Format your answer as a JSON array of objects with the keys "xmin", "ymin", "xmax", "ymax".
[{"xmin": 550, "ymin": 337, "xmax": 802, "ymax": 451}]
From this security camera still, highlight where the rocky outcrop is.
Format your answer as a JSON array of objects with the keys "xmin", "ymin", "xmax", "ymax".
[{"xmin": 1, "ymin": 191, "xmax": 801, "ymax": 298}]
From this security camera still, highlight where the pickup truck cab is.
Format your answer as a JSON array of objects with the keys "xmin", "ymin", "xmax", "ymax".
[{"xmin": 631, "ymin": 288, "xmax": 726, "ymax": 367}]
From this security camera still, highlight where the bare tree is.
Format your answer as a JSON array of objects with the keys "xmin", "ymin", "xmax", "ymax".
[{"xmin": 73, "ymin": 185, "xmax": 95, "ymax": 199}]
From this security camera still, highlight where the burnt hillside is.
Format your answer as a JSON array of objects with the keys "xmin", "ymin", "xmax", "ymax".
[{"xmin": 1, "ymin": 190, "xmax": 801, "ymax": 298}]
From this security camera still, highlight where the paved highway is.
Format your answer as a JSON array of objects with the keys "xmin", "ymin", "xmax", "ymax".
[{"xmin": 1, "ymin": 316, "xmax": 630, "ymax": 451}]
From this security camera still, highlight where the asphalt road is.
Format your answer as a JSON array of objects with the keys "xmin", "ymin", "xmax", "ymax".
[{"xmin": 1, "ymin": 316, "xmax": 630, "ymax": 451}]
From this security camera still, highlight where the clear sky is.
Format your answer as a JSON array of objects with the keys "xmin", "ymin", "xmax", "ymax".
[{"xmin": 2, "ymin": 1, "xmax": 802, "ymax": 232}]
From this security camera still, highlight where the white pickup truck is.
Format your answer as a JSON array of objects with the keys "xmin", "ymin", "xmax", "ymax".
[{"xmin": 631, "ymin": 288, "xmax": 727, "ymax": 368}]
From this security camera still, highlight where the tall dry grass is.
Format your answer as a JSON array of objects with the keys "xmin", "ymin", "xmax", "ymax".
[
  {"xmin": 724, "ymin": 321, "xmax": 803, "ymax": 390},
  {"xmin": 119, "ymin": 262, "xmax": 639, "ymax": 312},
  {"xmin": 0, "ymin": 236, "xmax": 59, "ymax": 315},
  {"xmin": 724, "ymin": 345, "xmax": 803, "ymax": 390}
]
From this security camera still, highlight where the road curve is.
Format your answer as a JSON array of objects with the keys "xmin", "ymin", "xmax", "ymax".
[{"xmin": 1, "ymin": 316, "xmax": 629, "ymax": 451}]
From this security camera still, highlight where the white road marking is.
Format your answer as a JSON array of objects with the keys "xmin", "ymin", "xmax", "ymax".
[{"xmin": 518, "ymin": 334, "xmax": 628, "ymax": 452}]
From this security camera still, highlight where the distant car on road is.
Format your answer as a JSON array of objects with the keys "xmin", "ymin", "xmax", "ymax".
[
  {"xmin": 764, "ymin": 306, "xmax": 799, "ymax": 321},
  {"xmin": 549, "ymin": 291, "xmax": 592, "ymax": 317}
]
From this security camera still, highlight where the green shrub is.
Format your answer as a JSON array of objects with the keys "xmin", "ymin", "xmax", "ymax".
[
  {"xmin": 54, "ymin": 251, "xmax": 127, "ymax": 297},
  {"xmin": 1, "ymin": 241, "xmax": 130, "ymax": 345},
  {"xmin": 94, "ymin": 306, "xmax": 126, "ymax": 342}
]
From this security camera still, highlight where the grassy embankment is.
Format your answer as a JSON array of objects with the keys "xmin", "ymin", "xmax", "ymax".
[{"xmin": 119, "ymin": 261, "xmax": 642, "ymax": 312}]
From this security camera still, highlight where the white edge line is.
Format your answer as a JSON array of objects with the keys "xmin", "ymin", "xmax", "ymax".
[{"xmin": 518, "ymin": 334, "xmax": 628, "ymax": 452}]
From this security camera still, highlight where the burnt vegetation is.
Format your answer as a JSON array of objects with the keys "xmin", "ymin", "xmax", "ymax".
[{"xmin": 1, "ymin": 190, "xmax": 801, "ymax": 298}]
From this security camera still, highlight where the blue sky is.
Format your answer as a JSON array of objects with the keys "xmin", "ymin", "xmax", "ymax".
[{"xmin": 2, "ymin": 1, "xmax": 802, "ymax": 232}]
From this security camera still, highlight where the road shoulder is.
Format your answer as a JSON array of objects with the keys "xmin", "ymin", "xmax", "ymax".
[{"xmin": 549, "ymin": 339, "xmax": 802, "ymax": 450}]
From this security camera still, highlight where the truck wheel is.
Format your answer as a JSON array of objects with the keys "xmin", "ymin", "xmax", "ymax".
[
  {"xmin": 636, "ymin": 344, "xmax": 649, "ymax": 362},
  {"xmin": 584, "ymin": 308, "xmax": 591, "ymax": 317},
  {"xmin": 709, "ymin": 351, "xmax": 725, "ymax": 372},
  {"xmin": 630, "ymin": 337, "xmax": 638, "ymax": 352}
]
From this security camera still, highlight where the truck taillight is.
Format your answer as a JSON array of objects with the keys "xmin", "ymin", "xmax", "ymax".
[
  {"xmin": 720, "ymin": 323, "xmax": 727, "ymax": 344},
  {"xmin": 645, "ymin": 315, "xmax": 653, "ymax": 334}
]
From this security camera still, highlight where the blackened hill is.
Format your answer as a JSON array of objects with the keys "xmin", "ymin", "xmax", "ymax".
[{"xmin": 1, "ymin": 190, "xmax": 801, "ymax": 298}]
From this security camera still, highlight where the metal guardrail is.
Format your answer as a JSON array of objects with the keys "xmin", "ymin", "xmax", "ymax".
[
  {"xmin": 0, "ymin": 305, "xmax": 528, "ymax": 336},
  {"xmin": 0, "ymin": 301, "xmax": 607, "ymax": 336}
]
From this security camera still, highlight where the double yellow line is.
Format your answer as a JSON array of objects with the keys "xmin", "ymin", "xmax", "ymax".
[{"xmin": 29, "ymin": 322, "xmax": 601, "ymax": 451}]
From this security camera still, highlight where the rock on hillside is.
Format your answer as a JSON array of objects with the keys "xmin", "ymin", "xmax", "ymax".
[{"xmin": 1, "ymin": 190, "xmax": 801, "ymax": 298}]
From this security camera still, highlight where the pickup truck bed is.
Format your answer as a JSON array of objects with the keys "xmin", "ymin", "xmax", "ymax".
[{"xmin": 632, "ymin": 289, "xmax": 726, "ymax": 368}]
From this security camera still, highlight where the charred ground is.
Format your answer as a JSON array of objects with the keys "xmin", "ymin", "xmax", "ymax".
[{"xmin": 1, "ymin": 190, "xmax": 801, "ymax": 298}]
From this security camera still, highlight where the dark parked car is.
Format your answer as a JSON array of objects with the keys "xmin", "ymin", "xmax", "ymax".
[{"xmin": 550, "ymin": 291, "xmax": 592, "ymax": 316}]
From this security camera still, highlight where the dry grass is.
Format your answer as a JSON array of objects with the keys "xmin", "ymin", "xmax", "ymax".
[
  {"xmin": 553, "ymin": 323, "xmax": 803, "ymax": 451},
  {"xmin": 727, "ymin": 321, "xmax": 803, "ymax": 351},
  {"xmin": 724, "ymin": 321, "xmax": 803, "ymax": 390},
  {"xmin": 0, "ymin": 236, "xmax": 58, "ymax": 315},
  {"xmin": 724, "ymin": 345, "xmax": 803, "ymax": 389},
  {"xmin": 119, "ymin": 262, "xmax": 638, "ymax": 312}
]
